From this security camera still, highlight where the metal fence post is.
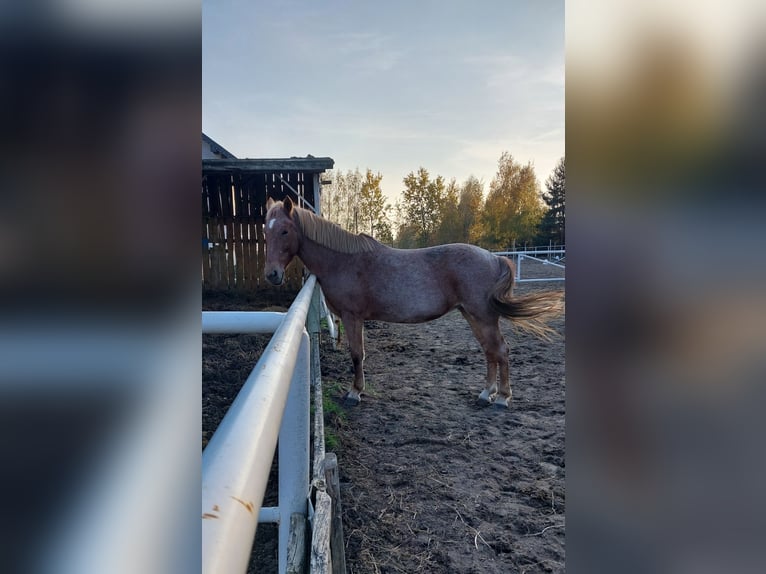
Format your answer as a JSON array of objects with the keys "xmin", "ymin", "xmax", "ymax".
[{"xmin": 278, "ymin": 330, "xmax": 310, "ymax": 573}]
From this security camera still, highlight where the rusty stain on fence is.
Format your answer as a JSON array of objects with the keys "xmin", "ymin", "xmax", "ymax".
[{"xmin": 230, "ymin": 496, "xmax": 255, "ymax": 514}]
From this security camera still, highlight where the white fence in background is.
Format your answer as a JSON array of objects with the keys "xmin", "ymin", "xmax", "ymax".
[{"xmin": 494, "ymin": 249, "xmax": 566, "ymax": 283}]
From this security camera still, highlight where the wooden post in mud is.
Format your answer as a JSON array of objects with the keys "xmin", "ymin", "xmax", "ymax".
[
  {"xmin": 323, "ymin": 453, "xmax": 347, "ymax": 574},
  {"xmin": 287, "ymin": 513, "xmax": 307, "ymax": 574},
  {"xmin": 311, "ymin": 490, "xmax": 333, "ymax": 572}
]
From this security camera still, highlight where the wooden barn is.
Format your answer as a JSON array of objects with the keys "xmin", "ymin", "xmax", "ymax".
[{"xmin": 201, "ymin": 133, "xmax": 334, "ymax": 290}]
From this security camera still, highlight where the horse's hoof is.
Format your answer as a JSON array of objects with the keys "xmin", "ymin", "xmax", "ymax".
[
  {"xmin": 492, "ymin": 397, "xmax": 511, "ymax": 409},
  {"xmin": 477, "ymin": 389, "xmax": 493, "ymax": 406},
  {"xmin": 343, "ymin": 392, "xmax": 361, "ymax": 407}
]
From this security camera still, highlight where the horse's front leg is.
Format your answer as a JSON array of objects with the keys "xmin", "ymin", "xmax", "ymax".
[{"xmin": 342, "ymin": 315, "xmax": 365, "ymax": 406}]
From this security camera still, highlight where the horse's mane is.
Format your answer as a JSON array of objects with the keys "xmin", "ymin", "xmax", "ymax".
[{"xmin": 293, "ymin": 206, "xmax": 379, "ymax": 254}]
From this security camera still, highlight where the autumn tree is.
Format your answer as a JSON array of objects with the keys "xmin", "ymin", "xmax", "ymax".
[
  {"xmin": 434, "ymin": 178, "xmax": 461, "ymax": 244},
  {"xmin": 537, "ymin": 157, "xmax": 565, "ymax": 246},
  {"xmin": 392, "ymin": 200, "xmax": 414, "ymax": 248},
  {"xmin": 320, "ymin": 168, "xmax": 345, "ymax": 224},
  {"xmin": 358, "ymin": 169, "xmax": 389, "ymax": 238},
  {"xmin": 458, "ymin": 175, "xmax": 484, "ymax": 244},
  {"xmin": 479, "ymin": 152, "xmax": 544, "ymax": 250},
  {"xmin": 373, "ymin": 220, "xmax": 394, "ymax": 245},
  {"xmin": 394, "ymin": 223, "xmax": 419, "ymax": 248},
  {"xmin": 320, "ymin": 167, "xmax": 369, "ymax": 233},
  {"xmin": 400, "ymin": 167, "xmax": 445, "ymax": 247},
  {"xmin": 344, "ymin": 168, "xmax": 363, "ymax": 233}
]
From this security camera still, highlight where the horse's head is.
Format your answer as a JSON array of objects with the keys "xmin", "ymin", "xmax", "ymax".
[{"xmin": 264, "ymin": 196, "xmax": 300, "ymax": 285}]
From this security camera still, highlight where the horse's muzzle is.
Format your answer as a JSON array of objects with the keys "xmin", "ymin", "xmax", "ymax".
[{"xmin": 266, "ymin": 269, "xmax": 284, "ymax": 285}]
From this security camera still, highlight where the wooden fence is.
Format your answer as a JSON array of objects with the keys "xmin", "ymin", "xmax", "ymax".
[{"xmin": 202, "ymin": 168, "xmax": 324, "ymax": 291}]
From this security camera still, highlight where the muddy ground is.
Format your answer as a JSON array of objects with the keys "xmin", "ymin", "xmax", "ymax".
[{"xmin": 203, "ymin": 260, "xmax": 565, "ymax": 573}]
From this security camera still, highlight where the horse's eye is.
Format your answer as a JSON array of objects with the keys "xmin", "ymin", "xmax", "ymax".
[{"xmin": 281, "ymin": 230, "xmax": 288, "ymax": 236}]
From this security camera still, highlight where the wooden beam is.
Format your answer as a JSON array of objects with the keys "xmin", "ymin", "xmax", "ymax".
[{"xmin": 203, "ymin": 157, "xmax": 334, "ymax": 174}]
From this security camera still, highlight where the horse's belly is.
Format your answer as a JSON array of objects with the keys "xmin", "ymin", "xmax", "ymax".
[
  {"xmin": 366, "ymin": 292, "xmax": 454, "ymax": 323},
  {"xmin": 370, "ymin": 308, "xmax": 453, "ymax": 323}
]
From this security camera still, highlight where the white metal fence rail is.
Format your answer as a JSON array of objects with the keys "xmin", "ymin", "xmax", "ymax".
[
  {"xmin": 494, "ymin": 249, "xmax": 566, "ymax": 283},
  {"xmin": 202, "ymin": 275, "xmax": 316, "ymax": 574}
]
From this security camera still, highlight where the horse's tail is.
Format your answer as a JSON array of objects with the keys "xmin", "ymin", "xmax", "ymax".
[{"xmin": 489, "ymin": 257, "xmax": 564, "ymax": 341}]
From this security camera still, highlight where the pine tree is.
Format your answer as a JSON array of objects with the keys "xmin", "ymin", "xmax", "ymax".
[{"xmin": 538, "ymin": 157, "xmax": 565, "ymax": 246}]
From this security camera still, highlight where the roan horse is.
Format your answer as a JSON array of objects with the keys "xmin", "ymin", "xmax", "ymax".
[{"xmin": 264, "ymin": 197, "xmax": 563, "ymax": 408}]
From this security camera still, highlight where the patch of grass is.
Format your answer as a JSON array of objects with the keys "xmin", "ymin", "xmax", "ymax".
[
  {"xmin": 319, "ymin": 317, "xmax": 345, "ymax": 338},
  {"xmin": 322, "ymin": 379, "xmax": 347, "ymax": 451},
  {"xmin": 325, "ymin": 431, "xmax": 340, "ymax": 451}
]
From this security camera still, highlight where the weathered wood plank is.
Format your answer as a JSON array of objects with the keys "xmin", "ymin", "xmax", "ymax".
[
  {"xmin": 232, "ymin": 179, "xmax": 245, "ymax": 288},
  {"xmin": 255, "ymin": 221, "xmax": 265, "ymax": 288},
  {"xmin": 287, "ymin": 513, "xmax": 307, "ymax": 574},
  {"xmin": 210, "ymin": 221, "xmax": 224, "ymax": 289},
  {"xmin": 312, "ymin": 350, "xmax": 326, "ymax": 486},
  {"xmin": 243, "ymin": 220, "xmax": 253, "ymax": 288},
  {"xmin": 201, "ymin": 220, "xmax": 209, "ymax": 285},
  {"xmin": 324, "ymin": 453, "xmax": 347, "ymax": 574},
  {"xmin": 311, "ymin": 490, "xmax": 333, "ymax": 574},
  {"xmin": 203, "ymin": 158, "xmax": 334, "ymax": 174},
  {"xmin": 236, "ymin": 221, "xmax": 245, "ymax": 289}
]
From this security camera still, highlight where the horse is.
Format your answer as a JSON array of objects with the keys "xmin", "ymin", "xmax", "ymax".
[{"xmin": 264, "ymin": 197, "xmax": 563, "ymax": 408}]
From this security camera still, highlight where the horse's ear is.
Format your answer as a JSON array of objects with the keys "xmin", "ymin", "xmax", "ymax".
[
  {"xmin": 283, "ymin": 196, "xmax": 294, "ymax": 216},
  {"xmin": 266, "ymin": 197, "xmax": 275, "ymax": 211}
]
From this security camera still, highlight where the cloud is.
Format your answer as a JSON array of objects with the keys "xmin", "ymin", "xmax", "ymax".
[
  {"xmin": 330, "ymin": 31, "xmax": 405, "ymax": 72},
  {"xmin": 463, "ymin": 51, "xmax": 564, "ymax": 104}
]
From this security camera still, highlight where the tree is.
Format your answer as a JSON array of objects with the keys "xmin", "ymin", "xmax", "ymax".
[
  {"xmin": 479, "ymin": 152, "xmax": 544, "ymax": 250},
  {"xmin": 538, "ymin": 157, "xmax": 565, "ymax": 246},
  {"xmin": 457, "ymin": 175, "xmax": 484, "ymax": 244},
  {"xmin": 394, "ymin": 222, "xmax": 420, "ymax": 249},
  {"xmin": 344, "ymin": 168, "xmax": 363, "ymax": 233},
  {"xmin": 400, "ymin": 167, "xmax": 445, "ymax": 247},
  {"xmin": 358, "ymin": 169, "xmax": 388, "ymax": 238},
  {"xmin": 322, "ymin": 168, "xmax": 390, "ymax": 236},
  {"xmin": 373, "ymin": 220, "xmax": 394, "ymax": 245},
  {"xmin": 321, "ymin": 168, "xmax": 357, "ymax": 230},
  {"xmin": 320, "ymin": 168, "xmax": 345, "ymax": 225},
  {"xmin": 434, "ymin": 178, "xmax": 462, "ymax": 244}
]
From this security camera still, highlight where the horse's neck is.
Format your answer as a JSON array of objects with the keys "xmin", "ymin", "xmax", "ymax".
[{"xmin": 296, "ymin": 235, "xmax": 346, "ymax": 279}]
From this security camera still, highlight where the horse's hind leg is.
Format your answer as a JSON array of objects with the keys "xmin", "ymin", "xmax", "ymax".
[
  {"xmin": 342, "ymin": 315, "xmax": 365, "ymax": 406},
  {"xmin": 460, "ymin": 310, "xmax": 511, "ymax": 407},
  {"xmin": 494, "ymin": 339, "xmax": 511, "ymax": 408}
]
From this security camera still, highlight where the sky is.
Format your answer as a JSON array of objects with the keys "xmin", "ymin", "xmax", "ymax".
[{"xmin": 203, "ymin": 0, "xmax": 564, "ymax": 203}]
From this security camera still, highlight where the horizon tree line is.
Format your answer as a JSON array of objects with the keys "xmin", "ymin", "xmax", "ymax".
[{"xmin": 320, "ymin": 153, "xmax": 565, "ymax": 251}]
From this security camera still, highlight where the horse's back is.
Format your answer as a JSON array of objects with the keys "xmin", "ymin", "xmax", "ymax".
[{"xmin": 328, "ymin": 242, "xmax": 503, "ymax": 323}]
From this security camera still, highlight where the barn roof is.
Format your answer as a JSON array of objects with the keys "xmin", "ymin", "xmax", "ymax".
[
  {"xmin": 202, "ymin": 157, "xmax": 334, "ymax": 174},
  {"xmin": 202, "ymin": 133, "xmax": 237, "ymax": 159}
]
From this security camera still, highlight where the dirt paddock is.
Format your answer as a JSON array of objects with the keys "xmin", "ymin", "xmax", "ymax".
[{"xmin": 203, "ymin": 264, "xmax": 565, "ymax": 573}]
